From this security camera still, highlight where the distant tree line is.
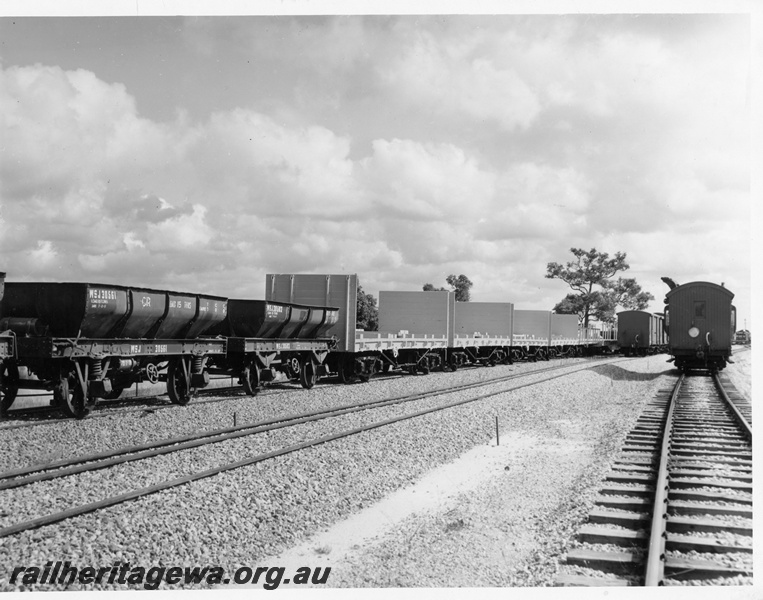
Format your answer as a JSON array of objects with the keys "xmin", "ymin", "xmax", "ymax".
[
  {"xmin": 355, "ymin": 274, "xmax": 474, "ymax": 331},
  {"xmin": 423, "ymin": 274, "xmax": 473, "ymax": 302},
  {"xmin": 356, "ymin": 281, "xmax": 378, "ymax": 331}
]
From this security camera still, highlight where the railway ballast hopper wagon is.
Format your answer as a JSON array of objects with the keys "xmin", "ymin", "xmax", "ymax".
[
  {"xmin": 665, "ymin": 281, "xmax": 735, "ymax": 372},
  {"xmin": 206, "ymin": 298, "xmax": 339, "ymax": 393},
  {"xmin": 0, "ymin": 280, "xmax": 228, "ymax": 418},
  {"xmin": 0, "ymin": 273, "xmax": 17, "ymax": 415}
]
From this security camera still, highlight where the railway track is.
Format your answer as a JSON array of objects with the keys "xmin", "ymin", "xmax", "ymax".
[
  {"xmin": 0, "ymin": 357, "xmax": 627, "ymax": 539},
  {"xmin": 0, "ymin": 355, "xmax": 614, "ymax": 430},
  {"xmin": 0, "ymin": 380, "xmax": 285, "ymax": 431},
  {"xmin": 557, "ymin": 371, "xmax": 752, "ymax": 586}
]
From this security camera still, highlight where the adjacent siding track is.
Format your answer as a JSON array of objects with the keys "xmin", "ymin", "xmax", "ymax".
[
  {"xmin": 0, "ymin": 356, "xmax": 616, "ymax": 431},
  {"xmin": 0, "ymin": 357, "xmax": 627, "ymax": 539},
  {"xmin": 558, "ymin": 371, "xmax": 752, "ymax": 586}
]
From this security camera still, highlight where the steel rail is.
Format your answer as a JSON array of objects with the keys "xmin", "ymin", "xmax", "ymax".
[
  {"xmin": 712, "ymin": 372, "xmax": 752, "ymax": 439},
  {"xmin": 0, "ymin": 360, "xmax": 607, "ymax": 489},
  {"xmin": 0, "ymin": 360, "xmax": 616, "ymax": 538},
  {"xmin": 644, "ymin": 373, "xmax": 684, "ymax": 586},
  {"xmin": 0, "ymin": 354, "xmax": 620, "ymax": 429}
]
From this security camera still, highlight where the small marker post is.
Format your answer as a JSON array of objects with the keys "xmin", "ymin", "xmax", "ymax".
[{"xmin": 495, "ymin": 416, "xmax": 499, "ymax": 446}]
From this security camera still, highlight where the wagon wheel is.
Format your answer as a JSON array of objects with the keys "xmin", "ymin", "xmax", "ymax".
[
  {"xmin": 55, "ymin": 375, "xmax": 93, "ymax": 420},
  {"xmin": 338, "ymin": 357, "xmax": 357, "ymax": 384},
  {"xmin": 167, "ymin": 359, "xmax": 195, "ymax": 405},
  {"xmin": 361, "ymin": 357, "xmax": 380, "ymax": 383},
  {"xmin": 241, "ymin": 360, "xmax": 261, "ymax": 396},
  {"xmin": 0, "ymin": 363, "xmax": 20, "ymax": 417},
  {"xmin": 299, "ymin": 358, "xmax": 318, "ymax": 389},
  {"xmin": 288, "ymin": 356, "xmax": 301, "ymax": 380}
]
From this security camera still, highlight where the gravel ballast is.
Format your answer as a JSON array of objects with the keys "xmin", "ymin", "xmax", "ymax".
[{"xmin": 0, "ymin": 355, "xmax": 693, "ymax": 590}]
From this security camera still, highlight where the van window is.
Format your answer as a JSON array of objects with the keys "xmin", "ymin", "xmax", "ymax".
[{"xmin": 694, "ymin": 301, "xmax": 706, "ymax": 318}]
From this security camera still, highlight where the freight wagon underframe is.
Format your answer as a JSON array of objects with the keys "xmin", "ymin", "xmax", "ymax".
[
  {"xmin": 325, "ymin": 336, "xmax": 612, "ymax": 383},
  {"xmin": 211, "ymin": 337, "xmax": 334, "ymax": 393},
  {"xmin": 1, "ymin": 337, "xmax": 227, "ymax": 419}
]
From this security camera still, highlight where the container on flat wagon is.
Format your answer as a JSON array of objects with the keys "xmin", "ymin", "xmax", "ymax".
[
  {"xmin": 513, "ymin": 310, "xmax": 551, "ymax": 342},
  {"xmin": 550, "ymin": 313, "xmax": 578, "ymax": 340},
  {"xmin": 454, "ymin": 302, "xmax": 513, "ymax": 340},
  {"xmin": 378, "ymin": 291, "xmax": 455, "ymax": 345},
  {"xmin": 267, "ymin": 274, "xmax": 357, "ymax": 350},
  {"xmin": 1, "ymin": 282, "xmax": 130, "ymax": 338}
]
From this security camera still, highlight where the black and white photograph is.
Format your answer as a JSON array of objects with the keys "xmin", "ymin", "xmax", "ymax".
[{"xmin": 0, "ymin": 0, "xmax": 757, "ymax": 596}]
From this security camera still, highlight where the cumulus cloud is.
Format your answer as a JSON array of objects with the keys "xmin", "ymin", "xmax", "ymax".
[
  {"xmin": 0, "ymin": 14, "xmax": 751, "ymax": 324},
  {"xmin": 360, "ymin": 138, "xmax": 495, "ymax": 220},
  {"xmin": 378, "ymin": 29, "xmax": 541, "ymax": 131}
]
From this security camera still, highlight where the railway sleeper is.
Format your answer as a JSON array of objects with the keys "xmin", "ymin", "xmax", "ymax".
[
  {"xmin": 595, "ymin": 496, "xmax": 651, "ymax": 512},
  {"xmin": 671, "ymin": 455, "xmax": 751, "ymax": 467},
  {"xmin": 671, "ymin": 435, "xmax": 749, "ymax": 445},
  {"xmin": 620, "ymin": 445, "xmax": 659, "ymax": 454},
  {"xmin": 671, "ymin": 459, "xmax": 751, "ymax": 472},
  {"xmin": 564, "ymin": 548, "xmax": 641, "ymax": 573},
  {"xmin": 671, "ymin": 443, "xmax": 750, "ymax": 454},
  {"xmin": 668, "ymin": 477, "xmax": 751, "ymax": 491},
  {"xmin": 605, "ymin": 473, "xmax": 654, "ymax": 484},
  {"xmin": 599, "ymin": 483, "xmax": 654, "ymax": 497},
  {"xmin": 664, "ymin": 556, "xmax": 752, "ymax": 580},
  {"xmin": 588, "ymin": 508, "xmax": 650, "ymax": 527},
  {"xmin": 670, "ymin": 500, "xmax": 752, "ymax": 518},
  {"xmin": 669, "ymin": 469, "xmax": 751, "ymax": 483},
  {"xmin": 670, "ymin": 448, "xmax": 751, "ymax": 459},
  {"xmin": 555, "ymin": 574, "xmax": 631, "ymax": 587},
  {"xmin": 614, "ymin": 459, "xmax": 655, "ymax": 468},
  {"xmin": 578, "ymin": 524, "xmax": 648, "ymax": 546},
  {"xmin": 611, "ymin": 466, "xmax": 654, "ymax": 476},
  {"xmin": 666, "ymin": 533, "xmax": 752, "ymax": 555},
  {"xmin": 666, "ymin": 516, "xmax": 751, "ymax": 537},
  {"xmin": 669, "ymin": 489, "xmax": 752, "ymax": 505}
]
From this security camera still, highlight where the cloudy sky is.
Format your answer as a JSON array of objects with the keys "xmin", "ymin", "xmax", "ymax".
[{"xmin": 0, "ymin": 2, "xmax": 755, "ymax": 328}]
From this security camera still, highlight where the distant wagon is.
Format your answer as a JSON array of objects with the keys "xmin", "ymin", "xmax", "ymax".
[{"xmin": 616, "ymin": 310, "xmax": 667, "ymax": 356}]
